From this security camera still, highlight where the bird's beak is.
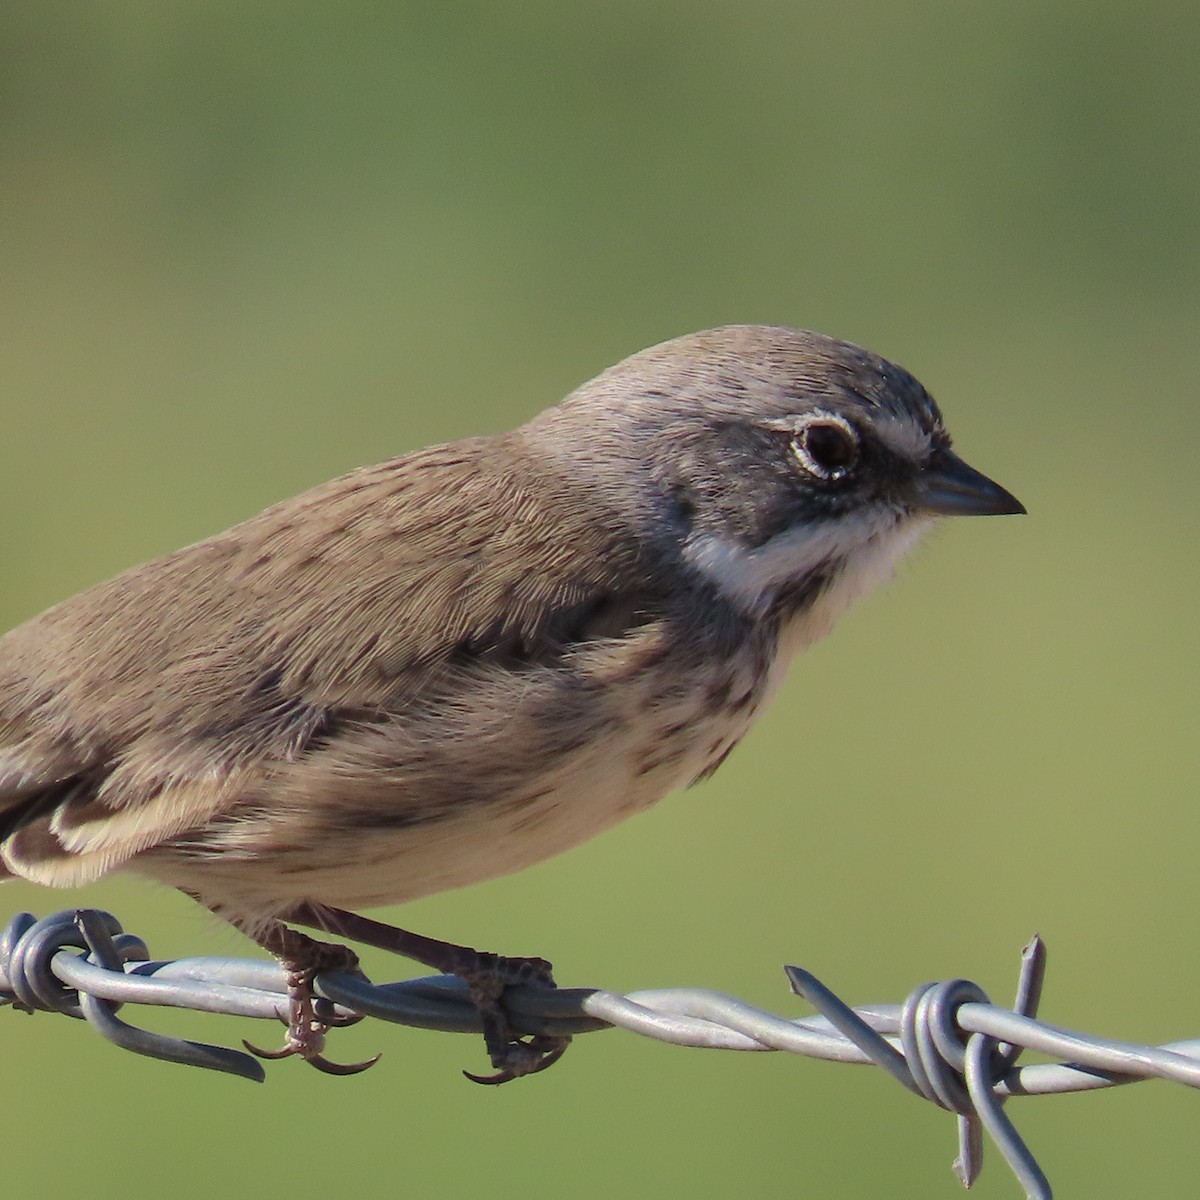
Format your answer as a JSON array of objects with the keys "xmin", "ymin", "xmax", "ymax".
[{"xmin": 914, "ymin": 449, "xmax": 1026, "ymax": 517}]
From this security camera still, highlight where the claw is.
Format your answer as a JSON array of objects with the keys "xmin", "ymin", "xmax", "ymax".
[
  {"xmin": 463, "ymin": 1035, "xmax": 570, "ymax": 1085},
  {"xmin": 243, "ymin": 1036, "xmax": 381, "ymax": 1075},
  {"xmin": 308, "ymin": 1051, "xmax": 382, "ymax": 1076},
  {"xmin": 313, "ymin": 997, "xmax": 365, "ymax": 1029},
  {"xmin": 243, "ymin": 1037, "xmax": 297, "ymax": 1061}
]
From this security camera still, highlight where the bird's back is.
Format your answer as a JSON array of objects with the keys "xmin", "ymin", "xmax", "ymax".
[{"xmin": 0, "ymin": 432, "xmax": 681, "ymax": 897}]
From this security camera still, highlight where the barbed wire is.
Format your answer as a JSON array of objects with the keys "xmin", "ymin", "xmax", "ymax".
[{"xmin": 3, "ymin": 909, "xmax": 1196, "ymax": 1199}]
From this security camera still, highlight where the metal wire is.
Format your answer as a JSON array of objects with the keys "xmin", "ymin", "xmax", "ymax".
[{"xmin": 3, "ymin": 910, "xmax": 1196, "ymax": 1199}]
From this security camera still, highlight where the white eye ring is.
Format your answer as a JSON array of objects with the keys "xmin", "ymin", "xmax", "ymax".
[{"xmin": 789, "ymin": 411, "xmax": 859, "ymax": 481}]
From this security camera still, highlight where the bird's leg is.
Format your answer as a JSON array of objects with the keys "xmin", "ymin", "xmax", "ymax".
[
  {"xmin": 283, "ymin": 901, "xmax": 571, "ymax": 1084},
  {"xmin": 204, "ymin": 906, "xmax": 380, "ymax": 1076}
]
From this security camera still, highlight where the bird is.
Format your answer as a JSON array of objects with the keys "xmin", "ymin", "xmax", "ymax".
[{"xmin": 0, "ymin": 324, "xmax": 1023, "ymax": 1079}]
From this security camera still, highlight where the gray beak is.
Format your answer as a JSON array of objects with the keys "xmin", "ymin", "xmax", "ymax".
[{"xmin": 914, "ymin": 449, "xmax": 1025, "ymax": 517}]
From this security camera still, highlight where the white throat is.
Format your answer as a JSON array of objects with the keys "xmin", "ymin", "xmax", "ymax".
[{"xmin": 683, "ymin": 511, "xmax": 932, "ymax": 651}]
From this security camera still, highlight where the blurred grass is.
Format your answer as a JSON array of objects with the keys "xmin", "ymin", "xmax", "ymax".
[{"xmin": 2, "ymin": 4, "xmax": 1199, "ymax": 1198}]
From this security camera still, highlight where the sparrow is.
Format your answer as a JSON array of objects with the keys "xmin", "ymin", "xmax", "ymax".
[{"xmin": 0, "ymin": 325, "xmax": 1023, "ymax": 1080}]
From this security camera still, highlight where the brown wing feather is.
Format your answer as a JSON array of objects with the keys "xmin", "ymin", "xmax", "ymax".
[{"xmin": 0, "ymin": 433, "xmax": 660, "ymax": 883}]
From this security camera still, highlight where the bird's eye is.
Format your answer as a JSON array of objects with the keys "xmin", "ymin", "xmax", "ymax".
[{"xmin": 791, "ymin": 417, "xmax": 859, "ymax": 481}]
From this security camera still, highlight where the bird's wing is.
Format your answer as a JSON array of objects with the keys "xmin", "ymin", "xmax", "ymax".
[{"xmin": 0, "ymin": 437, "xmax": 663, "ymax": 884}]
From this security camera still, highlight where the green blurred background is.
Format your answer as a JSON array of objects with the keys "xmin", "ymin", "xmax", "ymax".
[{"xmin": 2, "ymin": 3, "xmax": 1198, "ymax": 1196}]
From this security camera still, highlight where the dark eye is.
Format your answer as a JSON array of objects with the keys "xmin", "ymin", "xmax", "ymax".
[{"xmin": 792, "ymin": 418, "xmax": 858, "ymax": 480}]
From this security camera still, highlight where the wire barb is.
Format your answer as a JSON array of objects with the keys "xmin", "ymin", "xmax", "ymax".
[
  {"xmin": 4, "ymin": 911, "xmax": 1197, "ymax": 1198},
  {"xmin": 787, "ymin": 938, "xmax": 1050, "ymax": 1198}
]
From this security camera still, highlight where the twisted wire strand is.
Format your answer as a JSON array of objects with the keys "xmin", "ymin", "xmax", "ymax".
[{"xmin": 4, "ymin": 911, "xmax": 1197, "ymax": 1200}]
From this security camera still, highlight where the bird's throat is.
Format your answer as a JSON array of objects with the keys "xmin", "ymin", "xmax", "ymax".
[{"xmin": 772, "ymin": 514, "xmax": 932, "ymax": 664}]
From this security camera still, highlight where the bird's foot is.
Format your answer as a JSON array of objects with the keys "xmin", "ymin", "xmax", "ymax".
[
  {"xmin": 275, "ymin": 903, "xmax": 572, "ymax": 1083},
  {"xmin": 458, "ymin": 952, "xmax": 571, "ymax": 1085},
  {"xmin": 243, "ymin": 938, "xmax": 380, "ymax": 1076}
]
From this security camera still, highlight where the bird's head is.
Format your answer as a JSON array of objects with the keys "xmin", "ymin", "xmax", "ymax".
[{"xmin": 523, "ymin": 325, "xmax": 1023, "ymax": 635}]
